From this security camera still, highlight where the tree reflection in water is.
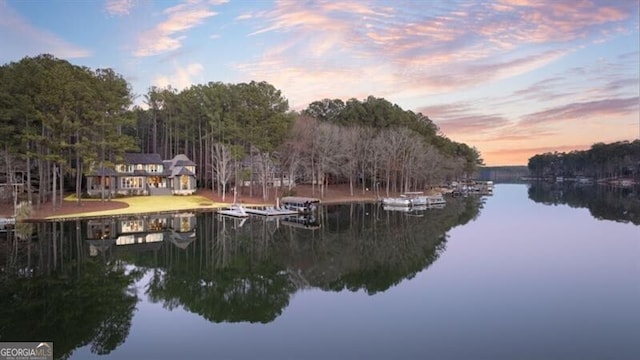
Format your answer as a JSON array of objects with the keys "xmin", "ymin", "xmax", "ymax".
[
  {"xmin": 528, "ymin": 182, "xmax": 640, "ymax": 225},
  {"xmin": 0, "ymin": 221, "xmax": 140, "ymax": 359},
  {"xmin": 0, "ymin": 196, "xmax": 482, "ymax": 357}
]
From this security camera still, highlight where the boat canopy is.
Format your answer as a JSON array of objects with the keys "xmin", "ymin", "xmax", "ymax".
[{"xmin": 281, "ymin": 196, "xmax": 321, "ymax": 204}]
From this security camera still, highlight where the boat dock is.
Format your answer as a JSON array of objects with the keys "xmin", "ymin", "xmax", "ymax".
[
  {"xmin": 243, "ymin": 206, "xmax": 299, "ymax": 216},
  {"xmin": 218, "ymin": 205, "xmax": 249, "ymax": 218},
  {"xmin": 382, "ymin": 191, "xmax": 446, "ymax": 208},
  {"xmin": 0, "ymin": 217, "xmax": 15, "ymax": 232}
]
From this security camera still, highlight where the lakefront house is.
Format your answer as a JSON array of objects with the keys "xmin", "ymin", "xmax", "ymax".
[{"xmin": 86, "ymin": 153, "xmax": 197, "ymax": 197}]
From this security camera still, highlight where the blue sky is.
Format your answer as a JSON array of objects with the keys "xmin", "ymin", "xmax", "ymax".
[{"xmin": 1, "ymin": 0, "xmax": 638, "ymax": 165}]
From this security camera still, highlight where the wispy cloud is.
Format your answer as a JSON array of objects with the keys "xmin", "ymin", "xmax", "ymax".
[
  {"xmin": 488, "ymin": 144, "xmax": 592, "ymax": 156},
  {"xmin": 235, "ymin": 1, "xmax": 635, "ymax": 107},
  {"xmin": 484, "ymin": 143, "xmax": 593, "ymax": 164},
  {"xmin": 486, "ymin": 95, "xmax": 639, "ymax": 161},
  {"xmin": 153, "ymin": 62, "xmax": 204, "ymax": 90},
  {"xmin": 419, "ymin": 103, "xmax": 510, "ymax": 136},
  {"xmin": 428, "ymin": 94, "xmax": 639, "ymax": 146},
  {"xmin": 511, "ymin": 77, "xmax": 572, "ymax": 102},
  {"xmin": 441, "ymin": 114, "xmax": 511, "ymax": 137},
  {"xmin": 105, "ymin": 0, "xmax": 134, "ymax": 16},
  {"xmin": 1, "ymin": 0, "xmax": 636, "ymax": 167},
  {"xmin": 134, "ymin": 1, "xmax": 218, "ymax": 57},
  {"xmin": 417, "ymin": 73, "xmax": 638, "ymax": 165},
  {"xmin": 520, "ymin": 97, "xmax": 640, "ymax": 126},
  {"xmin": 493, "ymin": 0, "xmax": 630, "ymax": 43},
  {"xmin": 408, "ymin": 49, "xmax": 571, "ymax": 94},
  {"xmin": 0, "ymin": 0, "xmax": 91, "ymax": 60}
]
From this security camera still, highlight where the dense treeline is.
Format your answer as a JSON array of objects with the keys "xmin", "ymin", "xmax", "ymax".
[
  {"xmin": 528, "ymin": 140, "xmax": 640, "ymax": 180},
  {"xmin": 303, "ymin": 97, "xmax": 482, "ymax": 175},
  {"xmin": 134, "ymin": 80, "xmax": 294, "ymax": 200},
  {"xmin": 0, "ymin": 54, "xmax": 136, "ymax": 209},
  {"xmin": 137, "ymin": 90, "xmax": 481, "ymax": 199},
  {"xmin": 0, "ymin": 54, "xmax": 482, "ymax": 208}
]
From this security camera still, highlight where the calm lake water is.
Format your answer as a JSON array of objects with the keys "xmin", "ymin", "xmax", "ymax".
[{"xmin": 1, "ymin": 184, "xmax": 638, "ymax": 360}]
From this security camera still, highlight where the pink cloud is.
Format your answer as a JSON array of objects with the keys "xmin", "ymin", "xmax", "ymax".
[
  {"xmin": 417, "ymin": 92, "xmax": 639, "ymax": 165},
  {"xmin": 484, "ymin": 143, "xmax": 594, "ymax": 165},
  {"xmin": 394, "ymin": 48, "xmax": 571, "ymax": 96},
  {"xmin": 487, "ymin": 143, "xmax": 592, "ymax": 156},
  {"xmin": 105, "ymin": 0, "xmax": 134, "ymax": 16},
  {"xmin": 322, "ymin": 2, "xmax": 394, "ymax": 18},
  {"xmin": 236, "ymin": 1, "xmax": 636, "ymax": 104},
  {"xmin": 491, "ymin": 0, "xmax": 631, "ymax": 44},
  {"xmin": 439, "ymin": 114, "xmax": 511, "ymax": 135},
  {"xmin": 418, "ymin": 103, "xmax": 517, "ymax": 143},
  {"xmin": 0, "ymin": 1, "xmax": 91, "ymax": 59},
  {"xmin": 520, "ymin": 97, "xmax": 640, "ymax": 126},
  {"xmin": 154, "ymin": 62, "xmax": 204, "ymax": 90},
  {"xmin": 134, "ymin": 2, "xmax": 218, "ymax": 57},
  {"xmin": 512, "ymin": 77, "xmax": 564, "ymax": 96},
  {"xmin": 464, "ymin": 96, "xmax": 640, "ymax": 165},
  {"xmin": 232, "ymin": 0, "xmax": 638, "ymax": 161},
  {"xmin": 247, "ymin": 5, "xmax": 345, "ymax": 36}
]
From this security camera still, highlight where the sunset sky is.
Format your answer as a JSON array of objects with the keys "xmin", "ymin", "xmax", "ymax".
[{"xmin": 1, "ymin": 0, "xmax": 638, "ymax": 165}]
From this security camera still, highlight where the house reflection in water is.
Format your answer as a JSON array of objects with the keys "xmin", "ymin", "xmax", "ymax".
[{"xmin": 85, "ymin": 212, "xmax": 197, "ymax": 256}]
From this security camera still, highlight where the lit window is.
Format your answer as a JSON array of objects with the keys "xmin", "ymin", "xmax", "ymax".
[{"xmin": 181, "ymin": 175, "xmax": 188, "ymax": 190}]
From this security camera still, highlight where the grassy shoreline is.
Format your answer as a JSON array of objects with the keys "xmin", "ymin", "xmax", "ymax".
[
  {"xmin": 7, "ymin": 185, "xmax": 383, "ymax": 221},
  {"xmin": 20, "ymin": 195, "xmax": 269, "ymax": 222}
]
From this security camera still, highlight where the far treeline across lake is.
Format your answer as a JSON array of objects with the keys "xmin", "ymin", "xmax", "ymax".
[
  {"xmin": 0, "ymin": 54, "xmax": 482, "ymax": 211},
  {"xmin": 527, "ymin": 140, "xmax": 640, "ymax": 183}
]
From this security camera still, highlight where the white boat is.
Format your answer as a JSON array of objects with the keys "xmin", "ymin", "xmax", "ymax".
[
  {"xmin": 383, "ymin": 204, "xmax": 413, "ymax": 212},
  {"xmin": 218, "ymin": 205, "xmax": 249, "ymax": 218},
  {"xmin": 409, "ymin": 197, "xmax": 428, "ymax": 206},
  {"xmin": 244, "ymin": 206, "xmax": 299, "ymax": 216},
  {"xmin": 474, "ymin": 180, "xmax": 494, "ymax": 194},
  {"xmin": 424, "ymin": 194, "xmax": 446, "ymax": 206},
  {"xmin": 381, "ymin": 197, "xmax": 412, "ymax": 206},
  {"xmin": 394, "ymin": 192, "xmax": 446, "ymax": 207},
  {"xmin": 0, "ymin": 217, "xmax": 15, "ymax": 231},
  {"xmin": 402, "ymin": 192, "xmax": 425, "ymax": 204}
]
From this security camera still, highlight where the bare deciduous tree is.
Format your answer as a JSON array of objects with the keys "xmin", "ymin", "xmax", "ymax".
[
  {"xmin": 254, "ymin": 151, "xmax": 276, "ymax": 201},
  {"xmin": 211, "ymin": 142, "xmax": 234, "ymax": 200}
]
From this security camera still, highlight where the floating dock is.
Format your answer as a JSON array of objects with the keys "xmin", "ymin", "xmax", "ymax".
[{"xmin": 244, "ymin": 207, "xmax": 299, "ymax": 216}]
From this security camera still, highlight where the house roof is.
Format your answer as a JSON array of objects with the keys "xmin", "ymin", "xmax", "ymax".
[
  {"xmin": 87, "ymin": 153, "xmax": 196, "ymax": 179},
  {"xmin": 170, "ymin": 167, "xmax": 195, "ymax": 177},
  {"xmin": 168, "ymin": 154, "xmax": 196, "ymax": 167},
  {"xmin": 166, "ymin": 229, "xmax": 196, "ymax": 249},
  {"xmin": 174, "ymin": 159, "xmax": 196, "ymax": 166},
  {"xmin": 124, "ymin": 153, "xmax": 163, "ymax": 165}
]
